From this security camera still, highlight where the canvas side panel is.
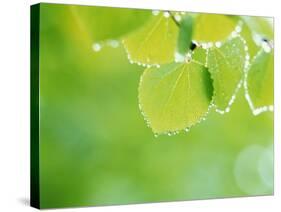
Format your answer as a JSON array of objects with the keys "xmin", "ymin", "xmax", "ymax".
[{"xmin": 30, "ymin": 3, "xmax": 40, "ymax": 209}]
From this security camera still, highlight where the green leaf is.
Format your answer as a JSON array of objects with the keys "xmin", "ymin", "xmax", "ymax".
[
  {"xmin": 139, "ymin": 62, "xmax": 213, "ymax": 135},
  {"xmin": 192, "ymin": 47, "xmax": 207, "ymax": 65},
  {"xmin": 40, "ymin": 4, "xmax": 151, "ymax": 44},
  {"xmin": 123, "ymin": 12, "xmax": 178, "ymax": 65},
  {"xmin": 177, "ymin": 15, "xmax": 194, "ymax": 55},
  {"xmin": 239, "ymin": 20, "xmax": 260, "ymax": 58},
  {"xmin": 207, "ymin": 36, "xmax": 246, "ymax": 112},
  {"xmin": 246, "ymin": 49, "xmax": 273, "ymax": 111},
  {"xmin": 68, "ymin": 5, "xmax": 151, "ymax": 42},
  {"xmin": 193, "ymin": 14, "xmax": 237, "ymax": 42},
  {"xmin": 241, "ymin": 16, "xmax": 273, "ymax": 40},
  {"xmin": 239, "ymin": 16, "xmax": 273, "ymax": 59}
]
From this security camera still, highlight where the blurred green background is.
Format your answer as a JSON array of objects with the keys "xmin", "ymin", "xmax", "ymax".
[{"xmin": 38, "ymin": 3, "xmax": 274, "ymax": 208}]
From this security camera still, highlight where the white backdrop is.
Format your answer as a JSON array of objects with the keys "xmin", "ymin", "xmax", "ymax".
[{"xmin": 0, "ymin": 0, "xmax": 280, "ymax": 211}]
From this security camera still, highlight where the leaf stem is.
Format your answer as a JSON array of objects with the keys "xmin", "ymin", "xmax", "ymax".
[{"xmin": 168, "ymin": 11, "xmax": 180, "ymax": 27}]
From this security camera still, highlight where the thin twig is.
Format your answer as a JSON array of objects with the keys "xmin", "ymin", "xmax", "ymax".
[
  {"xmin": 168, "ymin": 11, "xmax": 198, "ymax": 51},
  {"xmin": 168, "ymin": 11, "xmax": 180, "ymax": 27}
]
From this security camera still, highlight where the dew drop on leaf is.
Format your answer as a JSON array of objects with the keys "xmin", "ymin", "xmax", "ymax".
[
  {"xmin": 244, "ymin": 48, "xmax": 273, "ymax": 115},
  {"xmin": 207, "ymin": 36, "xmax": 246, "ymax": 113},
  {"xmin": 123, "ymin": 13, "xmax": 179, "ymax": 65},
  {"xmin": 138, "ymin": 62, "xmax": 213, "ymax": 135}
]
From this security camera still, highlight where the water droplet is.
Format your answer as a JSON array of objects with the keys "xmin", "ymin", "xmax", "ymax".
[
  {"xmin": 185, "ymin": 52, "xmax": 192, "ymax": 62},
  {"xmin": 253, "ymin": 34, "xmax": 263, "ymax": 46},
  {"xmin": 202, "ymin": 43, "xmax": 208, "ymax": 49},
  {"xmin": 107, "ymin": 39, "xmax": 119, "ymax": 48},
  {"xmin": 261, "ymin": 41, "xmax": 271, "ymax": 53},
  {"xmin": 92, "ymin": 43, "xmax": 102, "ymax": 52},
  {"xmin": 215, "ymin": 42, "xmax": 222, "ymax": 48},
  {"xmin": 175, "ymin": 14, "xmax": 181, "ymax": 22},
  {"xmin": 174, "ymin": 52, "xmax": 185, "ymax": 63},
  {"xmin": 156, "ymin": 64, "xmax": 160, "ymax": 68},
  {"xmin": 235, "ymin": 25, "xmax": 242, "ymax": 33},
  {"xmin": 245, "ymin": 60, "xmax": 250, "ymax": 67},
  {"xmin": 163, "ymin": 12, "xmax": 170, "ymax": 18},
  {"xmin": 207, "ymin": 42, "xmax": 213, "ymax": 48},
  {"xmin": 231, "ymin": 31, "xmax": 238, "ymax": 38},
  {"xmin": 152, "ymin": 10, "xmax": 160, "ymax": 16}
]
